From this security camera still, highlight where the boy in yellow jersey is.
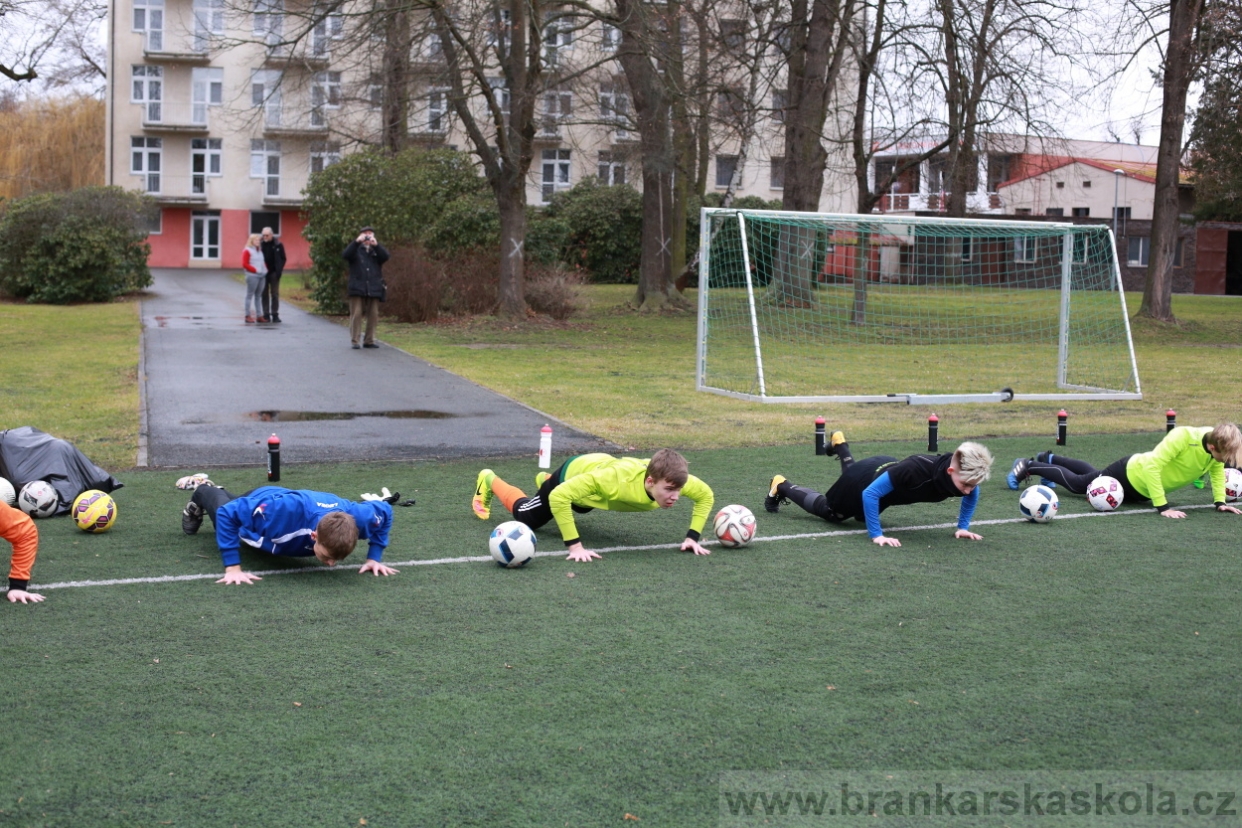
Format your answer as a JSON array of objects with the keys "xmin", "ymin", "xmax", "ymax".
[{"xmin": 472, "ymin": 449, "xmax": 715, "ymax": 562}]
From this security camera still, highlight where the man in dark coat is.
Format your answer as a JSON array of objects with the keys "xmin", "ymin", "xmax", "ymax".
[
  {"xmin": 342, "ymin": 226, "xmax": 389, "ymax": 349},
  {"xmin": 260, "ymin": 227, "xmax": 288, "ymax": 323}
]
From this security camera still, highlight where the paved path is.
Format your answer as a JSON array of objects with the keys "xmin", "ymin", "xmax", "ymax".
[{"xmin": 140, "ymin": 269, "xmax": 612, "ymax": 468}]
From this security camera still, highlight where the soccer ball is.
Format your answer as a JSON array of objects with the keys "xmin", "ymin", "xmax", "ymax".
[
  {"xmin": 1018, "ymin": 484, "xmax": 1059, "ymax": 523},
  {"xmin": 73, "ymin": 490, "xmax": 117, "ymax": 533},
  {"xmin": 713, "ymin": 504, "xmax": 757, "ymax": 548},
  {"xmin": 0, "ymin": 477, "xmax": 14, "ymax": 507},
  {"xmin": 1086, "ymin": 475, "xmax": 1124, "ymax": 512},
  {"xmin": 489, "ymin": 521, "xmax": 536, "ymax": 568},
  {"xmin": 17, "ymin": 480, "xmax": 59, "ymax": 518},
  {"xmin": 1224, "ymin": 468, "xmax": 1242, "ymax": 503}
]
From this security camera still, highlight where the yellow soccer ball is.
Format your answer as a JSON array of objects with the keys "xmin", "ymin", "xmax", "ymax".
[{"xmin": 73, "ymin": 490, "xmax": 117, "ymax": 533}]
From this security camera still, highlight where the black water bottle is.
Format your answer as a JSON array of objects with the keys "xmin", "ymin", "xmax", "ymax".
[
  {"xmin": 267, "ymin": 433, "xmax": 281, "ymax": 482},
  {"xmin": 927, "ymin": 413, "xmax": 939, "ymax": 453},
  {"xmin": 814, "ymin": 416, "xmax": 826, "ymax": 455}
]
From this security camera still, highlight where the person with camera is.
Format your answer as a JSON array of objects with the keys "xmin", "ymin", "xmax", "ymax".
[{"xmin": 342, "ymin": 226, "xmax": 389, "ymax": 349}]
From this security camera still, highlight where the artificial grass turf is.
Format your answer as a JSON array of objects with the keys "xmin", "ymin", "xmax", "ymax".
[{"xmin": 3, "ymin": 434, "xmax": 1240, "ymax": 827}]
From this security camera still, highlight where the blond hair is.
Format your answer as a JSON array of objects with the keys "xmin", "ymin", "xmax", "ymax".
[
  {"xmin": 315, "ymin": 511, "xmax": 358, "ymax": 560},
  {"xmin": 953, "ymin": 442, "xmax": 995, "ymax": 485},
  {"xmin": 247, "ymin": 233, "xmax": 261, "ymax": 248},
  {"xmin": 1207, "ymin": 423, "xmax": 1242, "ymax": 466},
  {"xmin": 646, "ymin": 448, "xmax": 689, "ymax": 488}
]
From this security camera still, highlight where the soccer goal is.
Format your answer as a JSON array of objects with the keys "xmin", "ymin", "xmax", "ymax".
[{"xmin": 696, "ymin": 208, "xmax": 1142, "ymax": 404}]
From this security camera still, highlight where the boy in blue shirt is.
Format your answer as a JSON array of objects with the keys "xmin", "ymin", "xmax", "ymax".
[{"xmin": 181, "ymin": 484, "xmax": 398, "ymax": 585}]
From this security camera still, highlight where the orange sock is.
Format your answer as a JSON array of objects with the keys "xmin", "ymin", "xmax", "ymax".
[{"xmin": 492, "ymin": 477, "xmax": 527, "ymax": 513}]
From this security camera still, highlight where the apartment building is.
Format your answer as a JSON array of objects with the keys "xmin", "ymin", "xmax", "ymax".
[{"xmin": 107, "ymin": 1, "xmax": 854, "ymax": 271}]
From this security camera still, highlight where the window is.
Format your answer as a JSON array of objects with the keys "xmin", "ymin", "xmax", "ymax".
[
  {"xmin": 1127, "ymin": 236, "xmax": 1149, "ymax": 266},
  {"xmin": 192, "ymin": 0, "xmax": 224, "ymax": 50},
  {"xmin": 541, "ymin": 88, "xmax": 571, "ymax": 135},
  {"xmin": 132, "ymin": 65, "xmax": 162, "ymax": 121},
  {"xmin": 1014, "ymin": 207, "xmax": 1031, "ymax": 216},
  {"xmin": 250, "ymin": 139, "xmax": 281, "ymax": 196},
  {"xmin": 771, "ymin": 90, "xmax": 787, "ymax": 124},
  {"xmin": 310, "ymin": 141, "xmax": 340, "ymax": 174},
  {"xmin": 311, "ymin": 71, "xmax": 340, "ymax": 126},
  {"xmin": 986, "ymin": 154, "xmax": 1011, "ymax": 191},
  {"xmin": 961, "ymin": 237, "xmax": 972, "ymax": 262},
  {"xmin": 769, "ymin": 157, "xmax": 784, "ymax": 190},
  {"xmin": 253, "ymin": 0, "xmax": 283, "ymax": 46},
  {"xmin": 141, "ymin": 208, "xmax": 163, "ymax": 235},
  {"xmin": 488, "ymin": 77, "xmax": 510, "ymax": 115},
  {"xmin": 488, "ymin": 8, "xmax": 511, "ymax": 49},
  {"xmin": 541, "ymin": 149, "xmax": 571, "ymax": 202},
  {"xmin": 191, "ymin": 67, "xmax": 223, "ymax": 124},
  {"xmin": 130, "ymin": 137, "xmax": 162, "ymax": 192},
  {"xmin": 716, "ymin": 88, "xmax": 744, "ymax": 121},
  {"xmin": 426, "ymin": 88, "xmax": 449, "ymax": 132},
  {"xmin": 1113, "ymin": 206, "xmax": 1130, "ymax": 236},
  {"xmin": 716, "ymin": 155, "xmax": 738, "ymax": 188},
  {"xmin": 1055, "ymin": 181, "xmax": 1065, "ymax": 189},
  {"xmin": 190, "ymin": 137, "xmax": 222, "ymax": 193},
  {"xmin": 544, "ymin": 15, "xmax": 573, "ymax": 65},
  {"xmin": 600, "ymin": 22, "xmax": 620, "ymax": 50},
  {"xmin": 133, "ymin": 0, "xmax": 164, "ymax": 50},
  {"xmin": 191, "ymin": 211, "xmax": 220, "ymax": 259},
  {"xmin": 368, "ymin": 75, "xmax": 382, "ymax": 109},
  {"xmin": 1082, "ymin": 180, "xmax": 1092, "ymax": 188},
  {"xmin": 600, "ymin": 79, "xmax": 629, "ymax": 138},
  {"xmin": 598, "ymin": 151, "xmax": 625, "ymax": 185},
  {"xmin": 250, "ymin": 211, "xmax": 281, "ymax": 235},
  {"xmin": 720, "ymin": 18, "xmax": 746, "ymax": 49},
  {"xmin": 1174, "ymin": 237, "xmax": 1185, "ymax": 268},
  {"xmin": 251, "ymin": 69, "xmax": 282, "ymax": 126},
  {"xmin": 1072, "ymin": 207, "xmax": 1090, "ymax": 217},
  {"xmin": 1045, "ymin": 207, "xmax": 1064, "ymax": 217},
  {"xmin": 311, "ymin": 8, "xmax": 344, "ymax": 56},
  {"xmin": 422, "ymin": 31, "xmax": 443, "ymax": 59},
  {"xmin": 1014, "ymin": 236, "xmax": 1036, "ymax": 263}
]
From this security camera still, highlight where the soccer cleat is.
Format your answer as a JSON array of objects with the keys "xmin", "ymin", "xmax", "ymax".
[
  {"xmin": 765, "ymin": 474, "xmax": 788, "ymax": 513},
  {"xmin": 1007, "ymin": 457, "xmax": 1031, "ymax": 490},
  {"xmin": 825, "ymin": 431, "xmax": 846, "ymax": 457},
  {"xmin": 181, "ymin": 500, "xmax": 204, "ymax": 535},
  {"xmin": 535, "ymin": 472, "xmax": 550, "ymax": 489},
  {"xmin": 472, "ymin": 469, "xmax": 496, "ymax": 519}
]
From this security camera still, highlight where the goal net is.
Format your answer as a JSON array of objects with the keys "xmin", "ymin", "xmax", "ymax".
[{"xmin": 696, "ymin": 208, "xmax": 1141, "ymax": 404}]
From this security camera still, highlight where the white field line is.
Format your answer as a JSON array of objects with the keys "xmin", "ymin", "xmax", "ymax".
[{"xmin": 32, "ymin": 503, "xmax": 1214, "ymax": 592}]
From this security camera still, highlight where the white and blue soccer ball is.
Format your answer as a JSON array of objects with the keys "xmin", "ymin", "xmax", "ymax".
[
  {"xmin": 0, "ymin": 477, "xmax": 15, "ymax": 507},
  {"xmin": 1018, "ymin": 484, "xmax": 1059, "ymax": 523},
  {"xmin": 489, "ymin": 521, "xmax": 537, "ymax": 568},
  {"xmin": 1086, "ymin": 475, "xmax": 1124, "ymax": 512},
  {"xmin": 18, "ymin": 480, "xmax": 59, "ymax": 518}
]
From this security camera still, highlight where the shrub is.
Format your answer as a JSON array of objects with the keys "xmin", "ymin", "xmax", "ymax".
[
  {"xmin": 524, "ymin": 266, "xmax": 584, "ymax": 320},
  {"xmin": 543, "ymin": 179, "xmax": 643, "ymax": 283},
  {"xmin": 301, "ymin": 147, "xmax": 487, "ymax": 313},
  {"xmin": 0, "ymin": 186, "xmax": 155, "ymax": 303}
]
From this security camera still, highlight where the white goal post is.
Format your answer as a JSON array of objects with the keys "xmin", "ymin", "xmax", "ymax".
[{"xmin": 695, "ymin": 208, "xmax": 1142, "ymax": 405}]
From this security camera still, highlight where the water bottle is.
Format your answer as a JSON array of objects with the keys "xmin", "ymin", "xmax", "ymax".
[
  {"xmin": 267, "ymin": 433, "xmax": 281, "ymax": 482},
  {"xmin": 1056, "ymin": 410, "xmax": 1068, "ymax": 446},
  {"xmin": 814, "ymin": 417, "xmax": 826, "ymax": 455},
  {"xmin": 927, "ymin": 413, "xmax": 939, "ymax": 453},
  {"xmin": 538, "ymin": 425, "xmax": 552, "ymax": 469}
]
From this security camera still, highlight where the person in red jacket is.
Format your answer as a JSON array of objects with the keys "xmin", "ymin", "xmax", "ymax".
[
  {"xmin": 1, "ymin": 501, "xmax": 43, "ymax": 604},
  {"xmin": 241, "ymin": 233, "xmax": 268, "ymax": 323}
]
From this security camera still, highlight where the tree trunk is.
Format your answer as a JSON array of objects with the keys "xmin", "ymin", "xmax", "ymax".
[
  {"xmin": 851, "ymin": 227, "xmax": 872, "ymax": 324},
  {"xmin": 497, "ymin": 191, "xmax": 527, "ymax": 317},
  {"xmin": 1141, "ymin": 0, "xmax": 1203, "ymax": 321},
  {"xmin": 381, "ymin": 5, "xmax": 411, "ymax": 154}
]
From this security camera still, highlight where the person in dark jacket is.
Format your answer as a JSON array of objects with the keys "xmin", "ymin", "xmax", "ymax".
[
  {"xmin": 260, "ymin": 227, "xmax": 288, "ymax": 323},
  {"xmin": 342, "ymin": 226, "xmax": 389, "ymax": 349}
]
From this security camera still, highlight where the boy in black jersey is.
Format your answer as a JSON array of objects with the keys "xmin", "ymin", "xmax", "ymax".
[{"xmin": 764, "ymin": 431, "xmax": 995, "ymax": 547}]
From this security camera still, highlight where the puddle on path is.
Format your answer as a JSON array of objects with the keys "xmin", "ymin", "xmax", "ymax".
[{"xmin": 248, "ymin": 410, "xmax": 457, "ymax": 421}]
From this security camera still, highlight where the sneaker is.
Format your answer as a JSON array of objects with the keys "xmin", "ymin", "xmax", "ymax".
[
  {"xmin": 351, "ymin": 343, "xmax": 361, "ymax": 350},
  {"xmin": 182, "ymin": 500, "xmax": 204, "ymax": 535},
  {"xmin": 826, "ymin": 431, "xmax": 846, "ymax": 457},
  {"xmin": 1007, "ymin": 458, "xmax": 1030, "ymax": 490},
  {"xmin": 472, "ymin": 469, "xmax": 496, "ymax": 519},
  {"xmin": 272, "ymin": 314, "xmax": 282, "ymax": 323},
  {"xmin": 765, "ymin": 474, "xmax": 788, "ymax": 513},
  {"xmin": 257, "ymin": 317, "xmax": 269, "ymax": 323},
  {"xmin": 363, "ymin": 343, "xmax": 380, "ymax": 349},
  {"xmin": 535, "ymin": 472, "xmax": 550, "ymax": 489}
]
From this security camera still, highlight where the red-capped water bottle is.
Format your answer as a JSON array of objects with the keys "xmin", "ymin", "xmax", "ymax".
[
  {"xmin": 928, "ymin": 413, "xmax": 940, "ymax": 453},
  {"xmin": 814, "ymin": 416, "xmax": 826, "ymax": 455},
  {"xmin": 1166, "ymin": 409, "xmax": 1177, "ymax": 432},
  {"xmin": 267, "ymin": 433, "xmax": 281, "ymax": 482},
  {"xmin": 538, "ymin": 424, "xmax": 552, "ymax": 469},
  {"xmin": 1056, "ymin": 410, "xmax": 1068, "ymax": 446}
]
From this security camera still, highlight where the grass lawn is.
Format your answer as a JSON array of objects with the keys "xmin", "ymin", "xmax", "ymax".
[{"xmin": 3, "ymin": 434, "xmax": 1240, "ymax": 826}]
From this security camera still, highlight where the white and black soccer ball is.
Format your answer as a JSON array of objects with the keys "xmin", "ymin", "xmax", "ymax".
[
  {"xmin": 1018, "ymin": 484, "xmax": 1058, "ymax": 523},
  {"xmin": 489, "ymin": 521, "xmax": 536, "ymax": 568},
  {"xmin": 0, "ymin": 476, "xmax": 15, "ymax": 507},
  {"xmin": 713, "ymin": 504, "xmax": 757, "ymax": 548},
  {"xmin": 1224, "ymin": 468, "xmax": 1242, "ymax": 503},
  {"xmin": 18, "ymin": 480, "xmax": 59, "ymax": 518},
  {"xmin": 1086, "ymin": 475, "xmax": 1124, "ymax": 512}
]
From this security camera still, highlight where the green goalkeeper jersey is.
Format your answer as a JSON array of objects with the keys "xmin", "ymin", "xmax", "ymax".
[
  {"xmin": 1125, "ymin": 426, "xmax": 1226, "ymax": 509},
  {"xmin": 548, "ymin": 454, "xmax": 715, "ymax": 546}
]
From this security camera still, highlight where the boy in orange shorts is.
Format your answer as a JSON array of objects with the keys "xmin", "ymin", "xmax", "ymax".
[{"xmin": 1, "ymin": 500, "xmax": 44, "ymax": 603}]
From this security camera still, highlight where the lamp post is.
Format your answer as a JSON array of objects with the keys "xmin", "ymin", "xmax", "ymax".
[{"xmin": 1112, "ymin": 169, "xmax": 1125, "ymax": 290}]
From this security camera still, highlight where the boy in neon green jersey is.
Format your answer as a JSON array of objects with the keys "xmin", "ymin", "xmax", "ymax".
[
  {"xmin": 1010, "ymin": 423, "xmax": 1242, "ymax": 518},
  {"xmin": 472, "ymin": 449, "xmax": 715, "ymax": 562}
]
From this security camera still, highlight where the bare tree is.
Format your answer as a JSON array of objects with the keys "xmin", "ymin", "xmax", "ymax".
[{"xmin": 0, "ymin": 0, "xmax": 108, "ymax": 86}]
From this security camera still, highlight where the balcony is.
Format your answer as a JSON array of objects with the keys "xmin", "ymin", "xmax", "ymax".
[
  {"xmin": 136, "ymin": 174, "xmax": 212, "ymax": 206},
  {"xmin": 141, "ymin": 32, "xmax": 212, "ymax": 63},
  {"xmin": 140, "ymin": 102, "xmax": 211, "ymax": 133},
  {"xmin": 261, "ymin": 114, "xmax": 330, "ymax": 137},
  {"xmin": 262, "ymin": 44, "xmax": 331, "ymax": 69}
]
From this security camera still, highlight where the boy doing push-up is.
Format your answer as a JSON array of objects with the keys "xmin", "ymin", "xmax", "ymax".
[
  {"xmin": 765, "ymin": 430, "xmax": 995, "ymax": 547},
  {"xmin": 472, "ymin": 450, "xmax": 715, "ymax": 562}
]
